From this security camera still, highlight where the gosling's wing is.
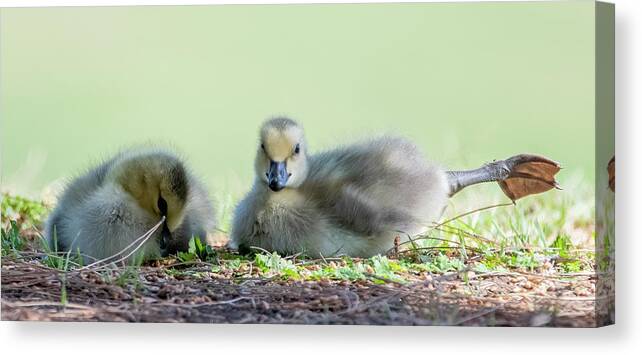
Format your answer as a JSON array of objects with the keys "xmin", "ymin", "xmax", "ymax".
[{"xmin": 307, "ymin": 136, "xmax": 445, "ymax": 235}]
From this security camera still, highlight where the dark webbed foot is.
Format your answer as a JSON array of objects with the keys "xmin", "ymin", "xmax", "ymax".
[
  {"xmin": 446, "ymin": 154, "xmax": 561, "ymax": 201},
  {"xmin": 495, "ymin": 154, "xmax": 561, "ymax": 201}
]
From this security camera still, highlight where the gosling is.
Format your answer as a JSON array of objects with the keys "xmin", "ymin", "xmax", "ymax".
[
  {"xmin": 45, "ymin": 148, "xmax": 216, "ymax": 264},
  {"xmin": 230, "ymin": 117, "xmax": 560, "ymax": 258}
]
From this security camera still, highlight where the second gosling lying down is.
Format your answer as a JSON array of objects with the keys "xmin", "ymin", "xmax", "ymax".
[
  {"xmin": 45, "ymin": 148, "xmax": 216, "ymax": 264},
  {"xmin": 230, "ymin": 117, "xmax": 560, "ymax": 258}
]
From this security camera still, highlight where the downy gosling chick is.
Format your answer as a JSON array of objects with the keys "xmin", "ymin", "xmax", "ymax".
[
  {"xmin": 45, "ymin": 148, "xmax": 216, "ymax": 264},
  {"xmin": 230, "ymin": 117, "xmax": 560, "ymax": 258}
]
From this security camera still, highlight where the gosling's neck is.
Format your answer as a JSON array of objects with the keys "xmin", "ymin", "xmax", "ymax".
[{"xmin": 255, "ymin": 178, "xmax": 306, "ymax": 209}]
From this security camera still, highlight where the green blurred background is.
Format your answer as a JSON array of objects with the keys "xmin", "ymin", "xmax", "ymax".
[{"xmin": 1, "ymin": 1, "xmax": 595, "ymax": 201}]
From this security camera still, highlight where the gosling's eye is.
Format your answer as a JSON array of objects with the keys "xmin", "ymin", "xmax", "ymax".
[
  {"xmin": 294, "ymin": 144, "xmax": 300, "ymax": 155},
  {"xmin": 157, "ymin": 196, "xmax": 168, "ymax": 216},
  {"xmin": 261, "ymin": 144, "xmax": 266, "ymax": 152}
]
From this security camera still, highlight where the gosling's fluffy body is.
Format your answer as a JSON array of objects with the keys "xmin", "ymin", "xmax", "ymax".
[
  {"xmin": 230, "ymin": 118, "xmax": 449, "ymax": 257},
  {"xmin": 45, "ymin": 148, "xmax": 216, "ymax": 264}
]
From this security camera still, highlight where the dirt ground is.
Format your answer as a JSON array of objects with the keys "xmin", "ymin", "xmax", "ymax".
[{"xmin": 1, "ymin": 258, "xmax": 613, "ymax": 327}]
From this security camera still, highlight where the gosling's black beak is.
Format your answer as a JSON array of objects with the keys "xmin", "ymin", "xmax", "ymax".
[
  {"xmin": 159, "ymin": 222, "xmax": 171, "ymax": 257},
  {"xmin": 267, "ymin": 160, "xmax": 289, "ymax": 192},
  {"xmin": 157, "ymin": 197, "xmax": 171, "ymax": 255}
]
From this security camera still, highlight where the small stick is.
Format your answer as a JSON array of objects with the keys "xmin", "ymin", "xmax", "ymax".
[
  {"xmin": 78, "ymin": 216, "xmax": 165, "ymax": 271},
  {"xmin": 386, "ymin": 202, "xmax": 513, "ymax": 255},
  {"xmin": 433, "ymin": 202, "xmax": 514, "ymax": 230}
]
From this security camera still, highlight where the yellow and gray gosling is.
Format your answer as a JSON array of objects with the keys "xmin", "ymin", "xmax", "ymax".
[
  {"xmin": 230, "ymin": 117, "xmax": 560, "ymax": 258},
  {"xmin": 45, "ymin": 148, "xmax": 216, "ymax": 264}
]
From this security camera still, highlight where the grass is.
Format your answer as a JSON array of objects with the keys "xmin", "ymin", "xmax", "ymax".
[
  {"xmin": 1, "ymin": 220, "xmax": 25, "ymax": 256},
  {"xmin": 1, "ymin": 194, "xmax": 47, "ymax": 232},
  {"xmin": 177, "ymin": 236, "xmax": 217, "ymax": 263},
  {"xmin": 2, "ymin": 180, "xmax": 611, "ymax": 326},
  {"xmin": 1, "ymin": 186, "xmax": 598, "ymax": 289}
]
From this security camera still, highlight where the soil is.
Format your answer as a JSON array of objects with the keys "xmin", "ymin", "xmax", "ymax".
[{"xmin": 1, "ymin": 258, "xmax": 612, "ymax": 327}]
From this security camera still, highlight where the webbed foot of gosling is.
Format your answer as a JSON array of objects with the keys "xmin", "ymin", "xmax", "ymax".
[
  {"xmin": 446, "ymin": 154, "xmax": 561, "ymax": 201},
  {"xmin": 491, "ymin": 154, "xmax": 562, "ymax": 201}
]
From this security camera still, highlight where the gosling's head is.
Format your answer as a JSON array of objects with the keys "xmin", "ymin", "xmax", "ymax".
[
  {"xmin": 256, "ymin": 117, "xmax": 308, "ymax": 192},
  {"xmin": 107, "ymin": 150, "xmax": 189, "ymax": 232}
]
